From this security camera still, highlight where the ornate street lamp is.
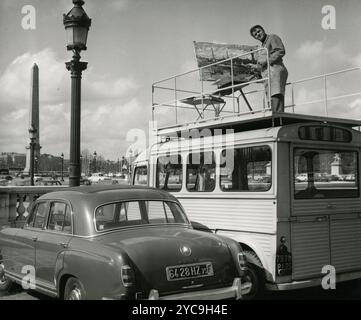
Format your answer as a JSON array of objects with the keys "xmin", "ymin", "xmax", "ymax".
[
  {"xmin": 61, "ymin": 153, "xmax": 64, "ymax": 181},
  {"xmin": 28, "ymin": 126, "xmax": 37, "ymax": 186},
  {"xmin": 34, "ymin": 156, "xmax": 39, "ymax": 174},
  {"xmin": 63, "ymin": 0, "xmax": 91, "ymax": 187},
  {"xmin": 128, "ymin": 148, "xmax": 133, "ymax": 179},
  {"xmin": 80, "ymin": 154, "xmax": 83, "ymax": 177},
  {"xmin": 93, "ymin": 151, "xmax": 97, "ymax": 174}
]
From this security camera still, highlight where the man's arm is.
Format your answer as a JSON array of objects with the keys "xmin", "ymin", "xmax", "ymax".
[{"xmin": 268, "ymin": 34, "xmax": 286, "ymax": 65}]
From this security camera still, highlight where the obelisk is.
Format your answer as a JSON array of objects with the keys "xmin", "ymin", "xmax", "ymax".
[{"xmin": 24, "ymin": 63, "xmax": 41, "ymax": 174}]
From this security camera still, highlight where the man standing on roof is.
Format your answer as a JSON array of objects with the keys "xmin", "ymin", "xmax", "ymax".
[{"xmin": 250, "ymin": 25, "xmax": 288, "ymax": 113}]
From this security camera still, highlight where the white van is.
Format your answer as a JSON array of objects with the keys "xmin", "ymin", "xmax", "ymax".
[{"xmin": 132, "ymin": 51, "xmax": 361, "ymax": 298}]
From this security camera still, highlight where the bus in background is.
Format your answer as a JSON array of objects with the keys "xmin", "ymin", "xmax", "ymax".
[{"xmin": 132, "ymin": 49, "xmax": 361, "ymax": 298}]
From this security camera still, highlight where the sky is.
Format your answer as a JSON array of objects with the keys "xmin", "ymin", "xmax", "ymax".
[{"xmin": 1, "ymin": 0, "xmax": 361, "ymax": 160}]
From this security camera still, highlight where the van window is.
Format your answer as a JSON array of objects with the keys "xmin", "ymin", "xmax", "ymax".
[
  {"xmin": 133, "ymin": 165, "xmax": 148, "ymax": 185},
  {"xmin": 156, "ymin": 154, "xmax": 182, "ymax": 191},
  {"xmin": 294, "ymin": 148, "xmax": 359, "ymax": 199},
  {"xmin": 186, "ymin": 151, "xmax": 215, "ymax": 192},
  {"xmin": 220, "ymin": 146, "xmax": 272, "ymax": 192}
]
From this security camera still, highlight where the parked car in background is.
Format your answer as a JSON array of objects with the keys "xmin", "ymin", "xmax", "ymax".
[
  {"xmin": 80, "ymin": 178, "xmax": 92, "ymax": 185},
  {"xmin": 344, "ymin": 174, "xmax": 356, "ymax": 181},
  {"xmin": 88, "ymin": 173, "xmax": 109, "ymax": 183},
  {"xmin": 314, "ymin": 173, "xmax": 330, "ymax": 182},
  {"xmin": 329, "ymin": 174, "xmax": 342, "ymax": 181},
  {"xmin": 34, "ymin": 176, "xmax": 43, "ymax": 183},
  {"xmin": 0, "ymin": 185, "xmax": 251, "ymax": 300},
  {"xmin": 295, "ymin": 173, "xmax": 308, "ymax": 182},
  {"xmin": 0, "ymin": 175, "xmax": 13, "ymax": 185}
]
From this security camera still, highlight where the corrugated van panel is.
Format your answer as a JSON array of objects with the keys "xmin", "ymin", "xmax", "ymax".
[
  {"xmin": 330, "ymin": 218, "xmax": 361, "ymax": 272},
  {"xmin": 178, "ymin": 198, "xmax": 276, "ymax": 234},
  {"xmin": 291, "ymin": 221, "xmax": 330, "ymax": 280},
  {"xmin": 292, "ymin": 199, "xmax": 360, "ymax": 216}
]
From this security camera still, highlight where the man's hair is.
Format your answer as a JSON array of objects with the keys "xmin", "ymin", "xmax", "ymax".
[{"xmin": 250, "ymin": 24, "xmax": 265, "ymax": 35}]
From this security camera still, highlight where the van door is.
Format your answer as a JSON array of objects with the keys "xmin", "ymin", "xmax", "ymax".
[
  {"xmin": 291, "ymin": 146, "xmax": 361, "ymax": 281},
  {"xmin": 291, "ymin": 215, "xmax": 330, "ymax": 280},
  {"xmin": 330, "ymin": 213, "xmax": 361, "ymax": 272}
]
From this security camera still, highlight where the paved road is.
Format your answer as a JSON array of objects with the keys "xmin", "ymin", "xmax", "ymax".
[
  {"xmin": 0, "ymin": 287, "xmax": 52, "ymax": 300},
  {"xmin": 1, "ymin": 280, "xmax": 361, "ymax": 300}
]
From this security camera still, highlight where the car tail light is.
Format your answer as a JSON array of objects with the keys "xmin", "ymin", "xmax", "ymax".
[
  {"xmin": 121, "ymin": 265, "xmax": 135, "ymax": 287},
  {"xmin": 0, "ymin": 262, "xmax": 5, "ymax": 278},
  {"xmin": 237, "ymin": 252, "xmax": 247, "ymax": 271},
  {"xmin": 276, "ymin": 236, "xmax": 292, "ymax": 276}
]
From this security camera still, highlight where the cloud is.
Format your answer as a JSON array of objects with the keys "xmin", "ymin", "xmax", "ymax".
[
  {"xmin": 179, "ymin": 59, "xmax": 198, "ymax": 74},
  {"xmin": 0, "ymin": 49, "xmax": 144, "ymax": 160},
  {"xmin": 295, "ymin": 40, "xmax": 325, "ymax": 61},
  {"xmin": 295, "ymin": 40, "xmax": 352, "ymax": 72},
  {"xmin": 349, "ymin": 98, "xmax": 361, "ymax": 113},
  {"xmin": 84, "ymin": 75, "xmax": 138, "ymax": 100},
  {"xmin": 291, "ymin": 41, "xmax": 361, "ymax": 117},
  {"xmin": 0, "ymin": 49, "xmax": 68, "ymax": 106},
  {"xmin": 107, "ymin": 0, "xmax": 129, "ymax": 11},
  {"xmin": 80, "ymin": 98, "xmax": 150, "ymax": 159},
  {"xmin": 352, "ymin": 53, "xmax": 361, "ymax": 67},
  {"xmin": 74, "ymin": 0, "xmax": 128, "ymax": 16},
  {"xmin": 0, "ymin": 48, "xmax": 138, "ymax": 106}
]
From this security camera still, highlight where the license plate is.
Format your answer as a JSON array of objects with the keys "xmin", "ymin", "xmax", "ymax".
[{"xmin": 166, "ymin": 262, "xmax": 214, "ymax": 281}]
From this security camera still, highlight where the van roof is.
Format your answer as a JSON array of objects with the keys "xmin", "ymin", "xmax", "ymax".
[{"xmin": 156, "ymin": 112, "xmax": 361, "ymax": 137}]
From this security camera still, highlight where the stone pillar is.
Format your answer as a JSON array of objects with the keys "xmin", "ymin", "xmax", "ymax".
[
  {"xmin": 331, "ymin": 153, "xmax": 342, "ymax": 176},
  {"xmin": 24, "ymin": 64, "xmax": 41, "ymax": 174}
]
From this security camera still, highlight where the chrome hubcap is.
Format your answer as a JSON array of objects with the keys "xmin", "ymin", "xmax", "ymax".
[{"xmin": 68, "ymin": 287, "xmax": 82, "ymax": 300}]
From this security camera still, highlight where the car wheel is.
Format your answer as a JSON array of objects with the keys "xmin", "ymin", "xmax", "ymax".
[
  {"xmin": 64, "ymin": 277, "xmax": 86, "ymax": 300},
  {"xmin": 242, "ymin": 251, "xmax": 265, "ymax": 300},
  {"xmin": 0, "ymin": 263, "xmax": 14, "ymax": 292}
]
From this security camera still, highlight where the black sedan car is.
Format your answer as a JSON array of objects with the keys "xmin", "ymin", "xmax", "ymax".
[{"xmin": 0, "ymin": 185, "xmax": 251, "ymax": 300}]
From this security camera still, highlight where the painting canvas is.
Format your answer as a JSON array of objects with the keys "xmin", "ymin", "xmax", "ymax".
[{"xmin": 193, "ymin": 41, "xmax": 262, "ymax": 94}]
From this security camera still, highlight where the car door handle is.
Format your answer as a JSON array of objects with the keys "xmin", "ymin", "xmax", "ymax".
[
  {"xmin": 59, "ymin": 242, "xmax": 69, "ymax": 248},
  {"xmin": 31, "ymin": 237, "xmax": 38, "ymax": 242}
]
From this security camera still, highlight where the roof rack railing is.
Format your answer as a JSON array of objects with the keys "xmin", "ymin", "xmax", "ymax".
[
  {"xmin": 152, "ymin": 47, "xmax": 271, "ymax": 124},
  {"xmin": 152, "ymin": 49, "xmax": 361, "ymax": 129},
  {"xmin": 285, "ymin": 67, "xmax": 361, "ymax": 115}
]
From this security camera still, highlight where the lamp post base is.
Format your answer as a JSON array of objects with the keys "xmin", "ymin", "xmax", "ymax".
[{"xmin": 69, "ymin": 163, "xmax": 81, "ymax": 187}]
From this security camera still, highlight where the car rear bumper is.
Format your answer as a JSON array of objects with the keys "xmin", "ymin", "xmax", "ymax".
[{"xmin": 147, "ymin": 278, "xmax": 252, "ymax": 300}]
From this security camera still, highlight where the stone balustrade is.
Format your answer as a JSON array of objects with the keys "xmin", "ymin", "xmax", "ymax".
[{"xmin": 0, "ymin": 186, "xmax": 66, "ymax": 228}]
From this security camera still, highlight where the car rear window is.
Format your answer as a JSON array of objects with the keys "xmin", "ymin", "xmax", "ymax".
[{"xmin": 94, "ymin": 200, "xmax": 189, "ymax": 231}]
